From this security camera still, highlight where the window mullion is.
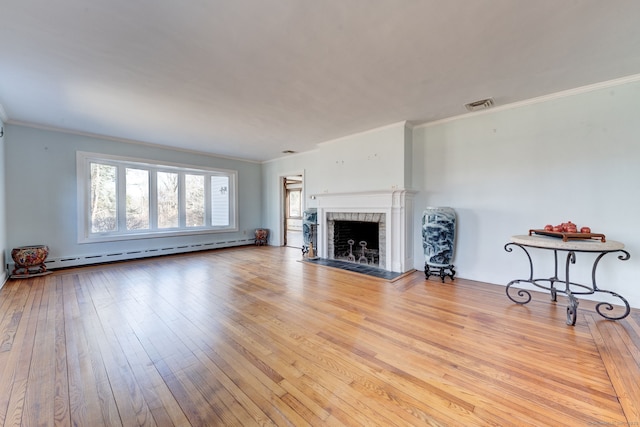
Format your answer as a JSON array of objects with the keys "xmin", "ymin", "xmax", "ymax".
[
  {"xmin": 82, "ymin": 158, "xmax": 92, "ymax": 238},
  {"xmin": 229, "ymin": 173, "xmax": 236, "ymax": 227},
  {"xmin": 149, "ymin": 169, "xmax": 158, "ymax": 229},
  {"xmin": 117, "ymin": 166, "xmax": 127, "ymax": 233},
  {"xmin": 179, "ymin": 172, "xmax": 186, "ymax": 228},
  {"xmin": 204, "ymin": 174, "xmax": 212, "ymax": 226}
]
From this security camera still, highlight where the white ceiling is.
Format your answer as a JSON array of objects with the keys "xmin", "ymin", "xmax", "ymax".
[{"xmin": 1, "ymin": 1, "xmax": 640, "ymax": 162}]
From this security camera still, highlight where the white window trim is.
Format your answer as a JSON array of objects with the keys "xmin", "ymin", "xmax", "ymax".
[{"xmin": 77, "ymin": 151, "xmax": 238, "ymax": 243}]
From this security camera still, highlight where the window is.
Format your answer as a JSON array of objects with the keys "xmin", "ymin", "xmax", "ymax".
[
  {"xmin": 125, "ymin": 168, "xmax": 149, "ymax": 230},
  {"xmin": 185, "ymin": 174, "xmax": 205, "ymax": 227},
  {"xmin": 90, "ymin": 163, "xmax": 117, "ymax": 232},
  {"xmin": 288, "ymin": 189, "xmax": 301, "ymax": 218},
  {"xmin": 210, "ymin": 176, "xmax": 230, "ymax": 226},
  {"xmin": 157, "ymin": 171, "xmax": 179, "ymax": 229},
  {"xmin": 77, "ymin": 152, "xmax": 237, "ymax": 243}
]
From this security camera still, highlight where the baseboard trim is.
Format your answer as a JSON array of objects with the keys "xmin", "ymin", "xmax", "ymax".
[{"xmin": 7, "ymin": 239, "xmax": 256, "ymax": 272}]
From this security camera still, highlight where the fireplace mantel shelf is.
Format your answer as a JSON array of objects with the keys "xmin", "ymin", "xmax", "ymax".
[{"xmin": 312, "ymin": 189, "xmax": 416, "ymax": 199}]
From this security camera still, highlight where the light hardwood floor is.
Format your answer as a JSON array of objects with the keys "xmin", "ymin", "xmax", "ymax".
[{"xmin": 0, "ymin": 246, "xmax": 639, "ymax": 426}]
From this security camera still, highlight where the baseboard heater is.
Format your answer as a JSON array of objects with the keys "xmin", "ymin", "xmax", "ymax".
[{"xmin": 8, "ymin": 238, "xmax": 256, "ymax": 271}]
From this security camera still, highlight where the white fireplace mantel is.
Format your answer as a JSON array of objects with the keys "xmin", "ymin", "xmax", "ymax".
[{"xmin": 313, "ymin": 189, "xmax": 415, "ymax": 273}]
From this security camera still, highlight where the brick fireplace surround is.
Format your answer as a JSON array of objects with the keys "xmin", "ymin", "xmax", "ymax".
[{"xmin": 314, "ymin": 190, "xmax": 414, "ymax": 273}]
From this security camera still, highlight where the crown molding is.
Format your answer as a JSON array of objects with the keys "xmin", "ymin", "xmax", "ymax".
[
  {"xmin": 415, "ymin": 73, "xmax": 640, "ymax": 129},
  {"xmin": 5, "ymin": 120, "xmax": 261, "ymax": 164}
]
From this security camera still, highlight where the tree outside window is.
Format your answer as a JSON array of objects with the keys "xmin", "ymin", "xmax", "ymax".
[
  {"xmin": 90, "ymin": 163, "xmax": 117, "ymax": 232},
  {"xmin": 186, "ymin": 174, "xmax": 205, "ymax": 227},
  {"xmin": 158, "ymin": 171, "xmax": 179, "ymax": 228},
  {"xmin": 126, "ymin": 168, "xmax": 149, "ymax": 230}
]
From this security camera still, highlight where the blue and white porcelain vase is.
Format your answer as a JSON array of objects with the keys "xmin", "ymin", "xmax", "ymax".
[
  {"xmin": 422, "ymin": 207, "xmax": 456, "ymax": 281},
  {"xmin": 302, "ymin": 208, "xmax": 318, "ymax": 257},
  {"xmin": 302, "ymin": 208, "xmax": 317, "ymax": 247}
]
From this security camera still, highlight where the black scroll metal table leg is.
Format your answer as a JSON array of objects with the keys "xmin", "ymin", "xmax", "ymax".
[
  {"xmin": 564, "ymin": 251, "xmax": 577, "ymax": 326},
  {"xmin": 591, "ymin": 250, "xmax": 632, "ymax": 320},
  {"xmin": 504, "ymin": 243, "xmax": 534, "ymax": 304},
  {"xmin": 550, "ymin": 250, "xmax": 559, "ymax": 302},
  {"xmin": 566, "ymin": 294, "xmax": 579, "ymax": 326}
]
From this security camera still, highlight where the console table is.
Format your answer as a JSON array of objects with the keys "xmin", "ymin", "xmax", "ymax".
[{"xmin": 504, "ymin": 234, "xmax": 631, "ymax": 326}]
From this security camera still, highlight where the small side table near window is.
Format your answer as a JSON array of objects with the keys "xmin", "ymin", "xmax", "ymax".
[{"xmin": 504, "ymin": 234, "xmax": 631, "ymax": 326}]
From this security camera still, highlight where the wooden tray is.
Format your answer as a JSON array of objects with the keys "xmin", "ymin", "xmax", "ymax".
[{"xmin": 529, "ymin": 229, "xmax": 606, "ymax": 242}]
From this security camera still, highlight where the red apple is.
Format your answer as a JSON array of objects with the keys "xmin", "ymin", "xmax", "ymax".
[
  {"xmin": 552, "ymin": 225, "xmax": 563, "ymax": 232},
  {"xmin": 580, "ymin": 226, "xmax": 591, "ymax": 234},
  {"xmin": 544, "ymin": 224, "xmax": 553, "ymax": 231}
]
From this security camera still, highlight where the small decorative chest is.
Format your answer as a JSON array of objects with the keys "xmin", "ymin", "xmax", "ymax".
[
  {"xmin": 254, "ymin": 229, "xmax": 268, "ymax": 246},
  {"xmin": 11, "ymin": 245, "xmax": 51, "ymax": 277}
]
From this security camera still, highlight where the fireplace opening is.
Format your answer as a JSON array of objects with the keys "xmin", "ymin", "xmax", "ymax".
[{"xmin": 333, "ymin": 220, "xmax": 379, "ymax": 266}]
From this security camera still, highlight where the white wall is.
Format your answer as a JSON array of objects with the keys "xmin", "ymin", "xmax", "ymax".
[
  {"xmin": 5, "ymin": 125, "xmax": 263, "ymax": 263},
  {"xmin": 412, "ymin": 79, "xmax": 640, "ymax": 309},
  {"xmin": 309, "ymin": 122, "xmax": 409, "ymax": 194},
  {"xmin": 0, "ymin": 118, "xmax": 6, "ymax": 283},
  {"xmin": 262, "ymin": 122, "xmax": 411, "ymax": 246}
]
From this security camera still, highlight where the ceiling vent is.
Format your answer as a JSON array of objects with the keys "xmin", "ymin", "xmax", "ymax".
[{"xmin": 465, "ymin": 97, "xmax": 494, "ymax": 112}]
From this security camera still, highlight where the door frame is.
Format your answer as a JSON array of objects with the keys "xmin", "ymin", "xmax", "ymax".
[{"xmin": 278, "ymin": 170, "xmax": 305, "ymax": 247}]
